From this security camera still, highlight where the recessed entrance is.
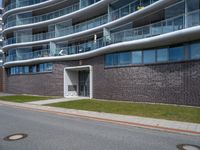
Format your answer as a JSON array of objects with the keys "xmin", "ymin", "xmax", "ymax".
[
  {"xmin": 64, "ymin": 65, "xmax": 93, "ymax": 99},
  {"xmin": 79, "ymin": 70, "xmax": 90, "ymax": 97}
]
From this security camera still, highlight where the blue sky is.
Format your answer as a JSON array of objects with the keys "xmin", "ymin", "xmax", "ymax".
[{"xmin": 0, "ymin": 0, "xmax": 2, "ymax": 7}]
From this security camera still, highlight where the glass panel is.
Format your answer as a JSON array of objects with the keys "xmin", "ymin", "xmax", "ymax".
[
  {"xmin": 187, "ymin": 10, "xmax": 200, "ymax": 27},
  {"xmin": 165, "ymin": 1, "xmax": 185, "ymax": 19},
  {"xmin": 39, "ymin": 64, "xmax": 45, "ymax": 72},
  {"xmin": 143, "ymin": 50, "xmax": 156, "ymax": 64},
  {"xmin": 132, "ymin": 51, "xmax": 142, "ymax": 64},
  {"xmin": 119, "ymin": 52, "xmax": 131, "ymax": 65},
  {"xmin": 157, "ymin": 48, "xmax": 169, "ymax": 62},
  {"xmin": 169, "ymin": 46, "xmax": 185, "ymax": 61},
  {"xmin": 190, "ymin": 42, "xmax": 200, "ymax": 59},
  {"xmin": 105, "ymin": 54, "xmax": 113, "ymax": 66},
  {"xmin": 187, "ymin": 0, "xmax": 200, "ymax": 12},
  {"xmin": 113, "ymin": 53, "xmax": 119, "ymax": 66},
  {"xmin": 46, "ymin": 63, "xmax": 53, "ymax": 71},
  {"xmin": 24, "ymin": 66, "xmax": 29, "ymax": 74},
  {"xmin": 173, "ymin": 16, "xmax": 184, "ymax": 30}
]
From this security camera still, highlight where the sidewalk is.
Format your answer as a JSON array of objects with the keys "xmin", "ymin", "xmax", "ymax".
[
  {"xmin": 0, "ymin": 100, "xmax": 200, "ymax": 136},
  {"xmin": 26, "ymin": 97, "xmax": 88, "ymax": 105}
]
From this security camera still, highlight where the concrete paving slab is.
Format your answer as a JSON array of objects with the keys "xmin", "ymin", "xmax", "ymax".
[
  {"xmin": 26, "ymin": 97, "xmax": 88, "ymax": 105},
  {"xmin": 0, "ymin": 92, "xmax": 15, "ymax": 96}
]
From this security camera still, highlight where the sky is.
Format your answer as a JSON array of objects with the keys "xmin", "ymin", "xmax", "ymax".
[{"xmin": 0, "ymin": 0, "xmax": 2, "ymax": 7}]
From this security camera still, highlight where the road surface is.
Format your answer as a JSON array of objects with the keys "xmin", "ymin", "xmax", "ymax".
[{"xmin": 0, "ymin": 104, "xmax": 199, "ymax": 150}]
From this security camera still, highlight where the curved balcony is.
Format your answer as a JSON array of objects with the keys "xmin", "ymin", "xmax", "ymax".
[
  {"xmin": 4, "ymin": 0, "xmax": 158, "ymax": 30},
  {"xmin": 4, "ymin": 0, "xmax": 48, "ymax": 12},
  {"xmin": 5, "ymin": 10, "xmax": 200, "ymax": 63},
  {"xmin": 3, "ymin": 14, "xmax": 108, "ymax": 47}
]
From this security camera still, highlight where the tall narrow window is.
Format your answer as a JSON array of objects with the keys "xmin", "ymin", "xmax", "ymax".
[{"xmin": 105, "ymin": 54, "xmax": 114, "ymax": 66}]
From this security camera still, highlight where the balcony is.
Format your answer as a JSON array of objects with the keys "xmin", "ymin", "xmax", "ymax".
[
  {"xmin": 5, "ymin": 10, "xmax": 200, "ymax": 63},
  {"xmin": 4, "ymin": 0, "xmax": 158, "ymax": 29},
  {"xmin": 4, "ymin": 2, "xmax": 80, "ymax": 29},
  {"xmin": 3, "ymin": 14, "xmax": 108, "ymax": 46},
  {"xmin": 4, "ymin": 0, "xmax": 48, "ymax": 12}
]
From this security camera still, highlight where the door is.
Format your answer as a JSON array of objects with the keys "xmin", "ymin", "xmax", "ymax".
[{"xmin": 78, "ymin": 70, "xmax": 90, "ymax": 97}]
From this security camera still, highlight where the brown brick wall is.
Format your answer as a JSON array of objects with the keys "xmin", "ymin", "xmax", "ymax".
[{"xmin": 4, "ymin": 55, "xmax": 200, "ymax": 106}]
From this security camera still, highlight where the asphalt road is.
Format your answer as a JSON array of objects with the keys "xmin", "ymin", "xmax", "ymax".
[{"xmin": 0, "ymin": 104, "xmax": 199, "ymax": 150}]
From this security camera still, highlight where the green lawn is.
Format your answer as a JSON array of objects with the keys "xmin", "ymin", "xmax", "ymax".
[
  {"xmin": 48, "ymin": 99, "xmax": 200, "ymax": 123},
  {"xmin": 0, "ymin": 95, "xmax": 57, "ymax": 103}
]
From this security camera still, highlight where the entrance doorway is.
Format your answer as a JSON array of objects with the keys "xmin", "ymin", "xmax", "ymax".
[
  {"xmin": 64, "ymin": 65, "xmax": 93, "ymax": 99},
  {"xmin": 79, "ymin": 70, "xmax": 90, "ymax": 97}
]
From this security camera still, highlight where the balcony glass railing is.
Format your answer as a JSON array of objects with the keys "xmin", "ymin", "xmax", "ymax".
[
  {"xmin": 4, "ymin": 14, "xmax": 108, "ymax": 45},
  {"xmin": 5, "ymin": 10, "xmax": 200, "ymax": 63},
  {"xmin": 4, "ymin": 0, "xmax": 158, "ymax": 29},
  {"xmin": 4, "ymin": 0, "xmax": 48, "ymax": 12},
  {"xmin": 6, "ymin": 49, "xmax": 51, "ymax": 62},
  {"xmin": 111, "ymin": 10, "xmax": 200, "ymax": 44},
  {"xmin": 110, "ymin": 0, "xmax": 159, "ymax": 21},
  {"xmin": 4, "ymin": 2, "xmax": 80, "ymax": 29}
]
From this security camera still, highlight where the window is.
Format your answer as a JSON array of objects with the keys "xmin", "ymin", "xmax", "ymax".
[
  {"xmin": 187, "ymin": 11, "xmax": 200, "ymax": 27},
  {"xmin": 24, "ymin": 66, "xmax": 29, "ymax": 74},
  {"xmin": 113, "ymin": 53, "xmax": 119, "ymax": 66},
  {"xmin": 165, "ymin": 1, "xmax": 185, "ymax": 19},
  {"xmin": 132, "ymin": 51, "xmax": 142, "ymax": 64},
  {"xmin": 105, "ymin": 54, "xmax": 113, "ymax": 66},
  {"xmin": 157, "ymin": 48, "xmax": 169, "ymax": 62},
  {"xmin": 104, "ymin": 41, "xmax": 200, "ymax": 68},
  {"xmin": 187, "ymin": 0, "xmax": 200, "ymax": 12},
  {"xmin": 29, "ymin": 65, "xmax": 37, "ymax": 73},
  {"xmin": 119, "ymin": 52, "xmax": 131, "ymax": 65},
  {"xmin": 169, "ymin": 46, "xmax": 185, "ymax": 61},
  {"xmin": 9, "ymin": 63, "xmax": 53, "ymax": 75},
  {"xmin": 143, "ymin": 50, "xmax": 156, "ymax": 64},
  {"xmin": 39, "ymin": 64, "xmax": 45, "ymax": 72},
  {"xmin": 46, "ymin": 63, "xmax": 53, "ymax": 71},
  {"xmin": 190, "ymin": 42, "xmax": 200, "ymax": 59},
  {"xmin": 19, "ymin": 67, "xmax": 24, "ymax": 74}
]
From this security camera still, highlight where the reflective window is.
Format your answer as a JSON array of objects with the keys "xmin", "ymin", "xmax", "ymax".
[
  {"xmin": 105, "ymin": 41, "xmax": 200, "ymax": 68},
  {"xmin": 119, "ymin": 52, "xmax": 131, "ymax": 65},
  {"xmin": 9, "ymin": 63, "xmax": 53, "ymax": 75},
  {"xmin": 187, "ymin": 10, "xmax": 200, "ymax": 27},
  {"xmin": 39, "ymin": 64, "xmax": 45, "ymax": 72},
  {"xmin": 190, "ymin": 42, "xmax": 200, "ymax": 59},
  {"xmin": 157, "ymin": 48, "xmax": 169, "ymax": 62},
  {"xmin": 169, "ymin": 46, "xmax": 185, "ymax": 61},
  {"xmin": 24, "ymin": 66, "xmax": 29, "ymax": 74},
  {"xmin": 46, "ymin": 63, "xmax": 53, "ymax": 71},
  {"xmin": 132, "ymin": 51, "xmax": 142, "ymax": 64},
  {"xmin": 143, "ymin": 50, "xmax": 156, "ymax": 64},
  {"xmin": 113, "ymin": 53, "xmax": 119, "ymax": 66},
  {"xmin": 105, "ymin": 54, "xmax": 113, "ymax": 66},
  {"xmin": 165, "ymin": 1, "xmax": 185, "ymax": 19},
  {"xmin": 187, "ymin": 0, "xmax": 200, "ymax": 12}
]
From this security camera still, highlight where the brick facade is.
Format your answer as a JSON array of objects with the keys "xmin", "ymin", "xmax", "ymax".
[{"xmin": 4, "ymin": 55, "xmax": 200, "ymax": 106}]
